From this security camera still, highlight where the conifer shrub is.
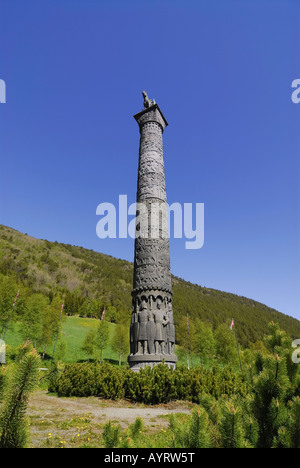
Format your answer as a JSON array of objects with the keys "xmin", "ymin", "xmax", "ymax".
[
  {"xmin": 46, "ymin": 322, "xmax": 300, "ymax": 448},
  {"xmin": 219, "ymin": 401, "xmax": 247, "ymax": 448},
  {"xmin": 170, "ymin": 408, "xmax": 212, "ymax": 448},
  {"xmin": 0, "ymin": 345, "xmax": 40, "ymax": 448},
  {"xmin": 124, "ymin": 364, "xmax": 178, "ymax": 404},
  {"xmin": 0, "ymin": 366, "xmax": 6, "ymax": 400},
  {"xmin": 50, "ymin": 362, "xmax": 126, "ymax": 400},
  {"xmin": 250, "ymin": 354, "xmax": 291, "ymax": 448},
  {"xmin": 102, "ymin": 420, "xmax": 121, "ymax": 448},
  {"xmin": 128, "ymin": 416, "xmax": 144, "ymax": 440},
  {"xmin": 49, "ymin": 361, "xmax": 247, "ymax": 404}
]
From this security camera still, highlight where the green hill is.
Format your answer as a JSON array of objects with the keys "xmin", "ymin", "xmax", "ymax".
[{"xmin": 0, "ymin": 224, "xmax": 299, "ymax": 348}]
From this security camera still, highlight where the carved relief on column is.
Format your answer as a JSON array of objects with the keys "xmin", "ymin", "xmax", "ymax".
[
  {"xmin": 129, "ymin": 292, "xmax": 175, "ymax": 358},
  {"xmin": 128, "ymin": 94, "xmax": 177, "ymax": 370}
]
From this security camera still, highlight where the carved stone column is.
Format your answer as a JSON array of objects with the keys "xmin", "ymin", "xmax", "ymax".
[{"xmin": 128, "ymin": 93, "xmax": 177, "ymax": 371}]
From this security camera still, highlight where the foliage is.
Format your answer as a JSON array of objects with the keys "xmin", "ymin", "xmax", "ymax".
[
  {"xmin": 170, "ymin": 408, "xmax": 212, "ymax": 448},
  {"xmin": 219, "ymin": 400, "xmax": 247, "ymax": 448},
  {"xmin": 81, "ymin": 329, "xmax": 96, "ymax": 360},
  {"xmin": 1, "ymin": 224, "xmax": 300, "ymax": 350},
  {"xmin": 47, "ymin": 321, "xmax": 300, "ymax": 449},
  {"xmin": 0, "ymin": 274, "xmax": 18, "ymax": 334},
  {"xmin": 94, "ymin": 319, "xmax": 110, "ymax": 363},
  {"xmin": 0, "ymin": 343, "xmax": 40, "ymax": 448},
  {"xmin": 111, "ymin": 322, "xmax": 130, "ymax": 365},
  {"xmin": 215, "ymin": 324, "xmax": 239, "ymax": 366},
  {"xmin": 102, "ymin": 420, "xmax": 121, "ymax": 448},
  {"xmin": 49, "ymin": 362, "xmax": 126, "ymax": 400},
  {"xmin": 49, "ymin": 362, "xmax": 247, "ymax": 404}
]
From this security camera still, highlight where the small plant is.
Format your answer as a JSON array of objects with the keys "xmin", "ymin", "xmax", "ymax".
[
  {"xmin": 219, "ymin": 401, "xmax": 246, "ymax": 448},
  {"xmin": 170, "ymin": 408, "xmax": 211, "ymax": 448},
  {"xmin": 0, "ymin": 345, "xmax": 40, "ymax": 448},
  {"xmin": 129, "ymin": 416, "xmax": 144, "ymax": 440},
  {"xmin": 102, "ymin": 420, "xmax": 121, "ymax": 448}
]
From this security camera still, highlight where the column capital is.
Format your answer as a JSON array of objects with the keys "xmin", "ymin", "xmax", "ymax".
[{"xmin": 134, "ymin": 103, "xmax": 168, "ymax": 132}]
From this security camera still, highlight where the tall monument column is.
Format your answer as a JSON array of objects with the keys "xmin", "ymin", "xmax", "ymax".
[{"xmin": 128, "ymin": 91, "xmax": 177, "ymax": 371}]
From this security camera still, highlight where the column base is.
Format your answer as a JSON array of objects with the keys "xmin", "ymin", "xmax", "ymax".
[{"xmin": 127, "ymin": 353, "xmax": 177, "ymax": 372}]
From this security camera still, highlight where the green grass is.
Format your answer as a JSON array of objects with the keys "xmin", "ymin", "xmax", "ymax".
[
  {"xmin": 4, "ymin": 315, "xmax": 206, "ymax": 368},
  {"xmin": 62, "ymin": 317, "xmax": 125, "ymax": 364},
  {"xmin": 4, "ymin": 316, "xmax": 121, "ymax": 365}
]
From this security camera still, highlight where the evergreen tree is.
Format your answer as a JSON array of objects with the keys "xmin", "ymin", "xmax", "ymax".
[
  {"xmin": 0, "ymin": 344, "xmax": 40, "ymax": 448},
  {"xmin": 273, "ymin": 396, "xmax": 300, "ymax": 448},
  {"xmin": 219, "ymin": 401, "xmax": 246, "ymax": 448},
  {"xmin": 251, "ymin": 354, "xmax": 290, "ymax": 448},
  {"xmin": 288, "ymin": 396, "xmax": 300, "ymax": 448},
  {"xmin": 170, "ymin": 408, "xmax": 212, "ymax": 448}
]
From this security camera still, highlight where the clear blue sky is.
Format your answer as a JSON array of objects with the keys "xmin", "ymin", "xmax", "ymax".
[{"xmin": 1, "ymin": 0, "xmax": 299, "ymax": 320}]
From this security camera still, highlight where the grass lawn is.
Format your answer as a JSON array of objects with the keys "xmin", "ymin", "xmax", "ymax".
[
  {"xmin": 4, "ymin": 315, "xmax": 204, "ymax": 367},
  {"xmin": 4, "ymin": 316, "xmax": 122, "ymax": 365}
]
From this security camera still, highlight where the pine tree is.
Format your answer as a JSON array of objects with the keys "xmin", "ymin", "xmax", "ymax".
[
  {"xmin": 188, "ymin": 408, "xmax": 212, "ymax": 448},
  {"xmin": 251, "ymin": 354, "xmax": 290, "ymax": 448},
  {"xmin": 102, "ymin": 420, "xmax": 121, "ymax": 448},
  {"xmin": 219, "ymin": 401, "xmax": 246, "ymax": 448},
  {"xmin": 274, "ymin": 396, "xmax": 300, "ymax": 448},
  {"xmin": 169, "ymin": 408, "xmax": 212, "ymax": 448},
  {"xmin": 288, "ymin": 396, "xmax": 300, "ymax": 449},
  {"xmin": 0, "ymin": 345, "xmax": 40, "ymax": 448}
]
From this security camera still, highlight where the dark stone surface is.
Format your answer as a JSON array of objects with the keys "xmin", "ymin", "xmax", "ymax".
[{"xmin": 128, "ymin": 93, "xmax": 177, "ymax": 371}]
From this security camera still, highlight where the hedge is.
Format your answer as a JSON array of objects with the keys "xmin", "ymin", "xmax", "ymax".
[{"xmin": 48, "ymin": 362, "xmax": 248, "ymax": 404}]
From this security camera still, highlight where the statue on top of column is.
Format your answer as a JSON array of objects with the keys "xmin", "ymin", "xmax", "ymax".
[{"xmin": 142, "ymin": 90, "xmax": 156, "ymax": 109}]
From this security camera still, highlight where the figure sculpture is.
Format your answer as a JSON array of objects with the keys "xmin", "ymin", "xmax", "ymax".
[
  {"xmin": 130, "ymin": 303, "xmax": 139, "ymax": 355},
  {"xmin": 152, "ymin": 298, "xmax": 168, "ymax": 355},
  {"xmin": 167, "ymin": 302, "xmax": 175, "ymax": 355},
  {"xmin": 137, "ymin": 298, "xmax": 149, "ymax": 355},
  {"xmin": 147, "ymin": 310, "xmax": 156, "ymax": 355},
  {"xmin": 142, "ymin": 90, "xmax": 155, "ymax": 109}
]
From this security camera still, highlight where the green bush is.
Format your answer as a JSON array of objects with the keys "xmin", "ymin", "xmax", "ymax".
[
  {"xmin": 49, "ymin": 362, "xmax": 126, "ymax": 400},
  {"xmin": 46, "ymin": 322, "xmax": 300, "ymax": 448},
  {"xmin": 49, "ymin": 362, "xmax": 247, "ymax": 404}
]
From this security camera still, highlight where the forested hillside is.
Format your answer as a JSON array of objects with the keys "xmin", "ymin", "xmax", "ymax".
[{"xmin": 0, "ymin": 224, "xmax": 299, "ymax": 348}]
